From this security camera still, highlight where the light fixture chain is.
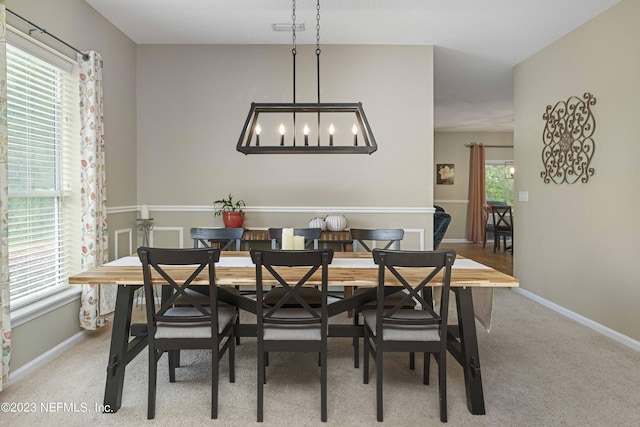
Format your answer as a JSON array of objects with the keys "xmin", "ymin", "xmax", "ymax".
[
  {"xmin": 292, "ymin": 0, "xmax": 297, "ymax": 48},
  {"xmin": 316, "ymin": 0, "xmax": 321, "ymax": 49}
]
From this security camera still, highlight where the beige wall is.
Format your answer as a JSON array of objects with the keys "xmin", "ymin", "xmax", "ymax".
[
  {"xmin": 7, "ymin": 0, "xmax": 137, "ymax": 369},
  {"xmin": 434, "ymin": 132, "xmax": 513, "ymax": 240},
  {"xmin": 136, "ymin": 44, "xmax": 435, "ymax": 247},
  {"xmin": 514, "ymin": 0, "xmax": 640, "ymax": 340}
]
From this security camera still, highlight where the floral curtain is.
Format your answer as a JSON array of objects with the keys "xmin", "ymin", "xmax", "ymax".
[
  {"xmin": 0, "ymin": 1, "xmax": 10, "ymax": 391},
  {"xmin": 466, "ymin": 143, "xmax": 486, "ymax": 243},
  {"xmin": 79, "ymin": 51, "xmax": 115, "ymax": 330}
]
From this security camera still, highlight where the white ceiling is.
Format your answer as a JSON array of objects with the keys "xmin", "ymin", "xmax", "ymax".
[{"xmin": 85, "ymin": 0, "xmax": 621, "ymax": 132}]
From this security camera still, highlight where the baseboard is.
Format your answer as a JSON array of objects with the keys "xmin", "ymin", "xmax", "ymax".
[
  {"xmin": 513, "ymin": 288, "xmax": 640, "ymax": 352},
  {"xmin": 6, "ymin": 330, "xmax": 90, "ymax": 388},
  {"xmin": 442, "ymin": 238, "xmax": 472, "ymax": 243}
]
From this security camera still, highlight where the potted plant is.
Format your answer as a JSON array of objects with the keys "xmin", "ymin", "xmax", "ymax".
[{"xmin": 213, "ymin": 193, "xmax": 246, "ymax": 228}]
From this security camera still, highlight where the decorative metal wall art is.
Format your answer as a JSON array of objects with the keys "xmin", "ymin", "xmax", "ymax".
[{"xmin": 541, "ymin": 92, "xmax": 596, "ymax": 184}]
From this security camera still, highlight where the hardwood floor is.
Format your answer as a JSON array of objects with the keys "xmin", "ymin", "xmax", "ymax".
[{"xmin": 440, "ymin": 242, "xmax": 513, "ymax": 276}]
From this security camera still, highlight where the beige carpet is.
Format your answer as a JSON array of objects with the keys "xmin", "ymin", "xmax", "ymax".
[{"xmin": 2, "ymin": 289, "xmax": 640, "ymax": 426}]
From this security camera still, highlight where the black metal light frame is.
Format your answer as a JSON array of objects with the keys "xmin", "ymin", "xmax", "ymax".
[{"xmin": 237, "ymin": 102, "xmax": 377, "ymax": 155}]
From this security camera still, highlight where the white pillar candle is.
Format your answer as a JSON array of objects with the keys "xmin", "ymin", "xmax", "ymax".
[
  {"xmin": 282, "ymin": 228, "xmax": 294, "ymax": 250},
  {"xmin": 293, "ymin": 235, "xmax": 305, "ymax": 250},
  {"xmin": 140, "ymin": 205, "xmax": 149, "ymax": 220}
]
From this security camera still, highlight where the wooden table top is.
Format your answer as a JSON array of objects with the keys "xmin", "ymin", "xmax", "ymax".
[{"xmin": 68, "ymin": 251, "xmax": 518, "ymax": 289}]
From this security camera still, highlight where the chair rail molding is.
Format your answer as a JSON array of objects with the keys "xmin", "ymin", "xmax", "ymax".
[{"xmin": 108, "ymin": 205, "xmax": 436, "ymax": 215}]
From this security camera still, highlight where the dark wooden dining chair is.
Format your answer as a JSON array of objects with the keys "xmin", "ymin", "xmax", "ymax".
[
  {"xmin": 268, "ymin": 227, "xmax": 322, "ymax": 249},
  {"xmin": 191, "ymin": 227, "xmax": 244, "ymax": 251},
  {"xmin": 491, "ymin": 205, "xmax": 513, "ymax": 253},
  {"xmin": 190, "ymin": 226, "xmax": 245, "ymax": 344},
  {"xmin": 349, "ymin": 228, "xmax": 416, "ymax": 368},
  {"xmin": 483, "ymin": 201, "xmax": 507, "ymax": 248},
  {"xmin": 137, "ymin": 247, "xmax": 236, "ymax": 420},
  {"xmin": 264, "ymin": 227, "xmax": 324, "ymax": 307},
  {"xmin": 251, "ymin": 248, "xmax": 334, "ymax": 422},
  {"xmin": 363, "ymin": 249, "xmax": 456, "ymax": 422}
]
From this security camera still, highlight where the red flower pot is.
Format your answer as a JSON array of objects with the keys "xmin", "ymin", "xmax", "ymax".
[{"xmin": 222, "ymin": 212, "xmax": 244, "ymax": 228}]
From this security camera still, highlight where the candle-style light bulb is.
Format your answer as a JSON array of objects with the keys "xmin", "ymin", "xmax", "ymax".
[
  {"xmin": 255, "ymin": 123, "xmax": 261, "ymax": 146},
  {"xmin": 352, "ymin": 123, "xmax": 358, "ymax": 146},
  {"xmin": 329, "ymin": 123, "xmax": 335, "ymax": 146},
  {"xmin": 303, "ymin": 123, "xmax": 309, "ymax": 146},
  {"xmin": 279, "ymin": 123, "xmax": 285, "ymax": 146}
]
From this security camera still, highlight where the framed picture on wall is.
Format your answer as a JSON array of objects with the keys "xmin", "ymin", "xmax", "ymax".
[{"xmin": 437, "ymin": 163, "xmax": 455, "ymax": 185}]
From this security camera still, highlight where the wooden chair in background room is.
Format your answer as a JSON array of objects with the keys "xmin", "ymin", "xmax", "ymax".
[
  {"xmin": 363, "ymin": 249, "xmax": 456, "ymax": 422},
  {"xmin": 191, "ymin": 227, "xmax": 244, "ymax": 250},
  {"xmin": 264, "ymin": 227, "xmax": 324, "ymax": 307},
  {"xmin": 491, "ymin": 205, "xmax": 514, "ymax": 253},
  {"xmin": 251, "ymin": 249, "xmax": 334, "ymax": 422},
  {"xmin": 483, "ymin": 201, "xmax": 507, "ymax": 248},
  {"xmin": 349, "ymin": 228, "xmax": 416, "ymax": 368},
  {"xmin": 137, "ymin": 247, "xmax": 236, "ymax": 420}
]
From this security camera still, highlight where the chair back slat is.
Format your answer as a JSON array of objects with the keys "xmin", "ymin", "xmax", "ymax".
[
  {"xmin": 350, "ymin": 228, "xmax": 404, "ymax": 252},
  {"xmin": 190, "ymin": 227, "xmax": 244, "ymax": 251},
  {"xmin": 268, "ymin": 227, "xmax": 322, "ymax": 249},
  {"xmin": 491, "ymin": 205, "xmax": 513, "ymax": 230}
]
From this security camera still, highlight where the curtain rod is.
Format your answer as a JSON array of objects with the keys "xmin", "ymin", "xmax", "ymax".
[
  {"xmin": 7, "ymin": 8, "xmax": 89, "ymax": 60},
  {"xmin": 464, "ymin": 144, "xmax": 513, "ymax": 148}
]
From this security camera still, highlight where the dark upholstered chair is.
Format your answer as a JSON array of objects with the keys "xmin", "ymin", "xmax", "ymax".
[
  {"xmin": 349, "ymin": 228, "xmax": 416, "ymax": 368},
  {"xmin": 363, "ymin": 249, "xmax": 456, "ymax": 422},
  {"xmin": 251, "ymin": 249, "xmax": 334, "ymax": 422},
  {"xmin": 190, "ymin": 227, "xmax": 244, "ymax": 251},
  {"xmin": 433, "ymin": 211, "xmax": 451, "ymax": 249},
  {"xmin": 138, "ymin": 247, "xmax": 236, "ymax": 419}
]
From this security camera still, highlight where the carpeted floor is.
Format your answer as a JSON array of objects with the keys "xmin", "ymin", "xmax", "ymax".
[{"xmin": 2, "ymin": 289, "xmax": 640, "ymax": 426}]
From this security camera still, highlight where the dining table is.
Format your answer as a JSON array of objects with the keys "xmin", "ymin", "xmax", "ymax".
[{"xmin": 68, "ymin": 250, "xmax": 519, "ymax": 415}]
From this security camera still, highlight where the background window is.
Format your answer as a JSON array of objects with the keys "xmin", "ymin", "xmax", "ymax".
[
  {"xmin": 485, "ymin": 162, "xmax": 514, "ymax": 206},
  {"xmin": 6, "ymin": 35, "xmax": 80, "ymax": 309}
]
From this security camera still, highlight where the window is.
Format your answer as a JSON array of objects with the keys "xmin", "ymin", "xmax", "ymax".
[
  {"xmin": 485, "ymin": 161, "xmax": 514, "ymax": 206},
  {"xmin": 6, "ymin": 30, "xmax": 81, "ymax": 309}
]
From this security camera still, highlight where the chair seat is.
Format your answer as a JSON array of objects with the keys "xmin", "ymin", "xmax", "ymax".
[
  {"xmin": 156, "ymin": 306, "xmax": 236, "ymax": 339},
  {"xmin": 263, "ymin": 286, "xmax": 323, "ymax": 307},
  {"xmin": 263, "ymin": 308, "xmax": 322, "ymax": 341},
  {"xmin": 363, "ymin": 309, "xmax": 440, "ymax": 341},
  {"xmin": 354, "ymin": 287, "xmax": 417, "ymax": 309}
]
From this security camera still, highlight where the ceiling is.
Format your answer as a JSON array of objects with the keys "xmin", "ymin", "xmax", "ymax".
[{"xmin": 85, "ymin": 0, "xmax": 621, "ymax": 132}]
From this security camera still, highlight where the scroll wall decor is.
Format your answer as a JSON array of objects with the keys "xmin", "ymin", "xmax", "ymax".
[{"xmin": 541, "ymin": 92, "xmax": 596, "ymax": 184}]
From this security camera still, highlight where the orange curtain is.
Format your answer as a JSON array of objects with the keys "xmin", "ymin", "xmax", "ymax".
[{"xmin": 466, "ymin": 143, "xmax": 486, "ymax": 242}]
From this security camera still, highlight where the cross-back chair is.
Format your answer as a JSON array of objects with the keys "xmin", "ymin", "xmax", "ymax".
[
  {"xmin": 268, "ymin": 227, "xmax": 322, "ymax": 249},
  {"xmin": 264, "ymin": 228, "xmax": 324, "ymax": 307},
  {"xmin": 363, "ymin": 249, "xmax": 456, "ymax": 422},
  {"xmin": 483, "ymin": 201, "xmax": 507, "ymax": 248},
  {"xmin": 191, "ymin": 227, "xmax": 244, "ymax": 251},
  {"xmin": 251, "ymin": 248, "xmax": 334, "ymax": 422},
  {"xmin": 491, "ymin": 205, "xmax": 513, "ymax": 253},
  {"xmin": 349, "ymin": 228, "xmax": 416, "ymax": 368},
  {"xmin": 189, "ymin": 226, "xmax": 245, "ymax": 344},
  {"xmin": 137, "ymin": 247, "xmax": 236, "ymax": 420}
]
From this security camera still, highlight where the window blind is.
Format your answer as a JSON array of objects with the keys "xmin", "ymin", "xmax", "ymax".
[{"xmin": 6, "ymin": 37, "xmax": 81, "ymax": 308}]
